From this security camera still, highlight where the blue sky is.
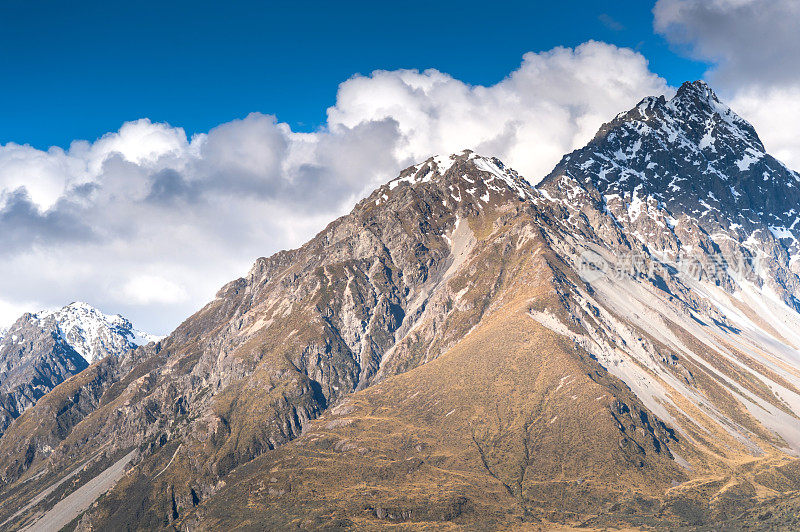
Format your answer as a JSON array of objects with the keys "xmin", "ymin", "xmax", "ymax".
[{"xmin": 0, "ymin": 0, "xmax": 706, "ymax": 149}]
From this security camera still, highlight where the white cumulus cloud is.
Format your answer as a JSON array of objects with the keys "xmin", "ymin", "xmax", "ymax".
[
  {"xmin": 122, "ymin": 275, "xmax": 189, "ymax": 305},
  {"xmin": 0, "ymin": 41, "xmax": 670, "ymax": 334},
  {"xmin": 329, "ymin": 41, "xmax": 670, "ymax": 181}
]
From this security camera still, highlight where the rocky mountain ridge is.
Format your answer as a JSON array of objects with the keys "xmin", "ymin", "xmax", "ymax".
[{"xmin": 2, "ymin": 82, "xmax": 800, "ymax": 530}]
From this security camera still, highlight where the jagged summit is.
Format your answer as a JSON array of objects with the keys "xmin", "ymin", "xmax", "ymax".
[
  {"xmin": 351, "ymin": 149, "xmax": 536, "ymax": 235},
  {"xmin": 669, "ymin": 80, "xmax": 742, "ymax": 124},
  {"xmin": 538, "ymin": 79, "xmax": 800, "ymax": 312},
  {"xmin": 595, "ymin": 80, "xmax": 762, "ymax": 150},
  {"xmin": 380, "ymin": 150, "xmax": 534, "ymax": 201},
  {"xmin": 672, "ymin": 79, "xmax": 719, "ymax": 105},
  {"xmin": 33, "ymin": 301, "xmax": 159, "ymax": 363},
  {"xmin": 542, "ymin": 80, "xmax": 800, "ymax": 241}
]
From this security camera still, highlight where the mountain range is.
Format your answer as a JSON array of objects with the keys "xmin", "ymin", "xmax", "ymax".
[{"xmin": 2, "ymin": 81, "xmax": 800, "ymax": 530}]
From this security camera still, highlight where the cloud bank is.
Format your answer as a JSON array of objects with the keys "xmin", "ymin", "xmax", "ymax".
[{"xmin": 0, "ymin": 41, "xmax": 673, "ymax": 332}]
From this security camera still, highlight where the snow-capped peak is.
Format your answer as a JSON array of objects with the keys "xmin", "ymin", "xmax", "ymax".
[
  {"xmin": 31, "ymin": 301, "xmax": 161, "ymax": 363},
  {"xmin": 673, "ymin": 79, "xmax": 716, "ymax": 102},
  {"xmin": 538, "ymin": 79, "xmax": 800, "ymax": 314},
  {"xmin": 385, "ymin": 150, "xmax": 532, "ymax": 196}
]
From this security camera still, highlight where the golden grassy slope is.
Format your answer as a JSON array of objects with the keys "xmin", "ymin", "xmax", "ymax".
[{"xmin": 169, "ymin": 226, "xmax": 689, "ymax": 530}]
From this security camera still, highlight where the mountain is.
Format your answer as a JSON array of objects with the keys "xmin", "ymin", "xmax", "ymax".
[
  {"xmin": 2, "ymin": 82, "xmax": 800, "ymax": 531},
  {"xmin": 0, "ymin": 302, "xmax": 159, "ymax": 439},
  {"xmin": 540, "ymin": 80, "xmax": 800, "ymax": 307},
  {"xmin": 534, "ymin": 79, "xmax": 800, "ymax": 455},
  {"xmin": 32, "ymin": 301, "xmax": 160, "ymax": 364}
]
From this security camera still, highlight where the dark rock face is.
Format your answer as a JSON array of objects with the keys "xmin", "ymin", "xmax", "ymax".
[{"xmin": 0, "ymin": 315, "xmax": 88, "ymax": 437}]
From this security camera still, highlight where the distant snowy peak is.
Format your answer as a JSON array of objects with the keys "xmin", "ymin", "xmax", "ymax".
[
  {"xmin": 31, "ymin": 301, "xmax": 160, "ymax": 364},
  {"xmin": 0, "ymin": 301, "xmax": 160, "ymax": 438}
]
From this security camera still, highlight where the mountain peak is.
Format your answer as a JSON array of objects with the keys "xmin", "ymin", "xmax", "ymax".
[
  {"xmin": 27, "ymin": 301, "xmax": 159, "ymax": 363},
  {"xmin": 669, "ymin": 80, "xmax": 763, "ymax": 148},
  {"xmin": 371, "ymin": 150, "xmax": 534, "ymax": 211},
  {"xmin": 674, "ymin": 79, "xmax": 717, "ymax": 103},
  {"xmin": 540, "ymin": 78, "xmax": 800, "ymax": 261},
  {"xmin": 584, "ymin": 79, "xmax": 766, "ymax": 161},
  {"xmin": 598, "ymin": 81, "xmax": 760, "ymax": 149}
]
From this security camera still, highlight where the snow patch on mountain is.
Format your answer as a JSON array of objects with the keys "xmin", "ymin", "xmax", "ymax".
[
  {"xmin": 33, "ymin": 301, "xmax": 161, "ymax": 364},
  {"xmin": 376, "ymin": 150, "xmax": 534, "ymax": 209}
]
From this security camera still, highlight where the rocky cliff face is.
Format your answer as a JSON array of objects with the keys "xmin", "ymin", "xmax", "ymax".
[
  {"xmin": 0, "ymin": 302, "xmax": 158, "ymax": 439},
  {"xmin": 3, "ymin": 83, "xmax": 800, "ymax": 531}
]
